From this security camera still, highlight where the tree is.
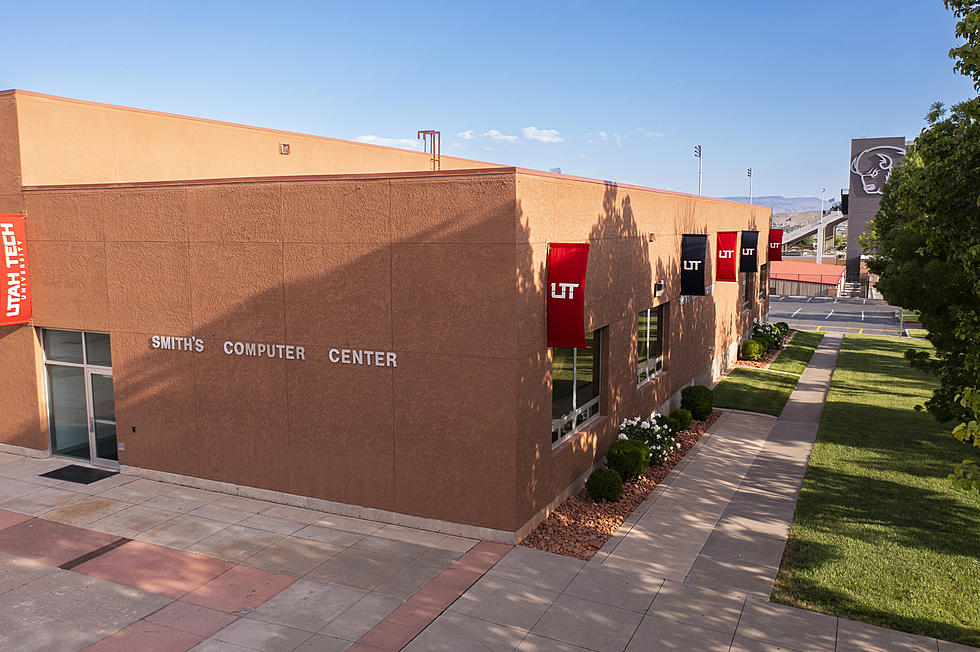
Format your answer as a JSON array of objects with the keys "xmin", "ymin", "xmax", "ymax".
[{"xmin": 864, "ymin": 1, "xmax": 980, "ymax": 492}]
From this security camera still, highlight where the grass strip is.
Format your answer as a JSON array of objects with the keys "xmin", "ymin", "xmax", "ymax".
[
  {"xmin": 712, "ymin": 368, "xmax": 798, "ymax": 416},
  {"xmin": 772, "ymin": 335, "xmax": 980, "ymax": 646},
  {"xmin": 769, "ymin": 331, "xmax": 825, "ymax": 375}
]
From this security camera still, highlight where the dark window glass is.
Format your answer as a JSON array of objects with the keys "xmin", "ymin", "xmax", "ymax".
[
  {"xmin": 551, "ymin": 330, "xmax": 602, "ymax": 444},
  {"xmin": 43, "ymin": 330, "xmax": 83, "ymax": 364},
  {"xmin": 637, "ymin": 305, "xmax": 665, "ymax": 383},
  {"xmin": 85, "ymin": 332, "xmax": 112, "ymax": 367}
]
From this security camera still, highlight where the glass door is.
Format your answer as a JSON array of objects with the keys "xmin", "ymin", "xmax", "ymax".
[
  {"xmin": 43, "ymin": 329, "xmax": 117, "ymax": 469},
  {"xmin": 88, "ymin": 370, "xmax": 117, "ymax": 465}
]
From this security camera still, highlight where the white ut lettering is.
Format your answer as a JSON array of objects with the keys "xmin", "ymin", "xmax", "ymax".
[
  {"xmin": 718, "ymin": 250, "xmax": 734, "ymax": 259},
  {"xmin": 770, "ymin": 243, "xmax": 781, "ymax": 249},
  {"xmin": 550, "ymin": 282, "xmax": 580, "ymax": 299},
  {"xmin": 742, "ymin": 248, "xmax": 755, "ymax": 256},
  {"xmin": 683, "ymin": 260, "xmax": 701, "ymax": 271}
]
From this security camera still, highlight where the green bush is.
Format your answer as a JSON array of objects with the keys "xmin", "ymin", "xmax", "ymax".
[
  {"xmin": 775, "ymin": 322, "xmax": 789, "ymax": 335},
  {"xmin": 742, "ymin": 339, "xmax": 764, "ymax": 361},
  {"xmin": 681, "ymin": 385, "xmax": 714, "ymax": 420},
  {"xmin": 669, "ymin": 408, "xmax": 692, "ymax": 431},
  {"xmin": 586, "ymin": 467, "xmax": 623, "ymax": 501},
  {"xmin": 606, "ymin": 440, "xmax": 647, "ymax": 481},
  {"xmin": 621, "ymin": 438, "xmax": 651, "ymax": 473}
]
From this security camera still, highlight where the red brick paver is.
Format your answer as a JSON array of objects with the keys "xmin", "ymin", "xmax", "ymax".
[
  {"xmin": 144, "ymin": 601, "xmax": 239, "ymax": 637},
  {"xmin": 81, "ymin": 620, "xmax": 205, "ymax": 652},
  {"xmin": 0, "ymin": 517, "xmax": 119, "ymax": 566},
  {"xmin": 349, "ymin": 540, "xmax": 513, "ymax": 652},
  {"xmin": 73, "ymin": 540, "xmax": 234, "ymax": 598},
  {"xmin": 0, "ymin": 508, "xmax": 31, "ymax": 531},
  {"xmin": 182, "ymin": 563, "xmax": 297, "ymax": 613}
]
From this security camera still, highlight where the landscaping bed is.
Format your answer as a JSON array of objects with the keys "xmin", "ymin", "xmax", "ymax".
[
  {"xmin": 735, "ymin": 329, "xmax": 797, "ymax": 369},
  {"xmin": 522, "ymin": 410, "xmax": 721, "ymax": 560}
]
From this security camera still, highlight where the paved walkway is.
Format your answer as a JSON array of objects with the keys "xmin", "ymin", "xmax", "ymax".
[{"xmin": 0, "ymin": 332, "xmax": 974, "ymax": 650}]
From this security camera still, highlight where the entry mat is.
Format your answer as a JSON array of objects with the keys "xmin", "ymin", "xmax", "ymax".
[{"xmin": 39, "ymin": 464, "xmax": 118, "ymax": 485}]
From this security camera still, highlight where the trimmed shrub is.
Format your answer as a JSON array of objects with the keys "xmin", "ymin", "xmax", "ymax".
[
  {"xmin": 607, "ymin": 439, "xmax": 647, "ymax": 481},
  {"xmin": 753, "ymin": 321, "xmax": 784, "ymax": 351},
  {"xmin": 681, "ymin": 385, "xmax": 714, "ymax": 420},
  {"xmin": 586, "ymin": 467, "xmax": 623, "ymax": 502},
  {"xmin": 621, "ymin": 438, "xmax": 651, "ymax": 473},
  {"xmin": 669, "ymin": 408, "xmax": 693, "ymax": 431},
  {"xmin": 620, "ymin": 414, "xmax": 679, "ymax": 465},
  {"xmin": 775, "ymin": 321, "xmax": 790, "ymax": 335},
  {"xmin": 742, "ymin": 338, "xmax": 764, "ymax": 361}
]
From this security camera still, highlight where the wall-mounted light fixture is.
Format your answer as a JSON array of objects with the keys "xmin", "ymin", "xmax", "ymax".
[
  {"xmin": 654, "ymin": 280, "xmax": 666, "ymax": 297},
  {"xmin": 280, "ymin": 143, "xmax": 290, "ymax": 155}
]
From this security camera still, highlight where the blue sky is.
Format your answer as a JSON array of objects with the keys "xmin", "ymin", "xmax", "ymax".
[{"xmin": 2, "ymin": 1, "xmax": 974, "ymax": 199}]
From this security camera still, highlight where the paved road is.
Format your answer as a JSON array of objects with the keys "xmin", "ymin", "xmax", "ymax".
[{"xmin": 768, "ymin": 294, "xmax": 903, "ymax": 335}]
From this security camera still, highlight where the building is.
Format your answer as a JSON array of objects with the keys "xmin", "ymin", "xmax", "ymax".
[
  {"xmin": 846, "ymin": 136, "xmax": 906, "ymax": 281},
  {"xmin": 769, "ymin": 260, "xmax": 845, "ymax": 298},
  {"xmin": 0, "ymin": 90, "xmax": 772, "ymax": 542}
]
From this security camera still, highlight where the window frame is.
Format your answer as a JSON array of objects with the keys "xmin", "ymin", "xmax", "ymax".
[
  {"xmin": 742, "ymin": 273, "xmax": 754, "ymax": 311},
  {"xmin": 551, "ymin": 330, "xmax": 602, "ymax": 447},
  {"xmin": 636, "ymin": 304, "xmax": 665, "ymax": 386}
]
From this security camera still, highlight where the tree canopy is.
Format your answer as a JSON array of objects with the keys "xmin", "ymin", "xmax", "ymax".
[{"xmin": 863, "ymin": 1, "xmax": 980, "ymax": 491}]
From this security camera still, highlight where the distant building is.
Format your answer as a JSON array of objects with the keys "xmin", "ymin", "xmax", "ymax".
[{"xmin": 846, "ymin": 137, "xmax": 906, "ymax": 281}]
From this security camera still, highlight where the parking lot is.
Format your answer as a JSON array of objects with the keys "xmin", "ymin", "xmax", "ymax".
[{"xmin": 768, "ymin": 295, "xmax": 904, "ymax": 335}]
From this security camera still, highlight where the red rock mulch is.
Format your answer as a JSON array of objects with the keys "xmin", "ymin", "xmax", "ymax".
[
  {"xmin": 521, "ymin": 410, "xmax": 722, "ymax": 561},
  {"xmin": 735, "ymin": 330, "xmax": 796, "ymax": 369}
]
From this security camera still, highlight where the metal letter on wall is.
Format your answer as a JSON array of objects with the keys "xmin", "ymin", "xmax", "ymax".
[
  {"xmin": 716, "ymin": 231, "xmax": 738, "ymax": 282},
  {"xmin": 546, "ymin": 243, "xmax": 590, "ymax": 348},
  {"xmin": 768, "ymin": 228, "xmax": 783, "ymax": 262},
  {"xmin": 740, "ymin": 230, "xmax": 759, "ymax": 273},
  {"xmin": 680, "ymin": 234, "xmax": 708, "ymax": 296},
  {"xmin": 0, "ymin": 214, "xmax": 31, "ymax": 326}
]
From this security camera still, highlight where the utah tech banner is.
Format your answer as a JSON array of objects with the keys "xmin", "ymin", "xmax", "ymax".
[
  {"xmin": 740, "ymin": 230, "xmax": 759, "ymax": 273},
  {"xmin": 547, "ymin": 243, "xmax": 590, "ymax": 348},
  {"xmin": 768, "ymin": 228, "xmax": 783, "ymax": 262},
  {"xmin": 680, "ymin": 234, "xmax": 708, "ymax": 296},
  {"xmin": 0, "ymin": 214, "xmax": 30, "ymax": 327},
  {"xmin": 716, "ymin": 231, "xmax": 738, "ymax": 282}
]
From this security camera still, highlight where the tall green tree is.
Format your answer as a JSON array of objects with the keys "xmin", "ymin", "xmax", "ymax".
[{"xmin": 864, "ymin": 1, "xmax": 980, "ymax": 491}]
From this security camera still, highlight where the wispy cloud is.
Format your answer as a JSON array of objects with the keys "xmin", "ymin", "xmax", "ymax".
[
  {"xmin": 585, "ymin": 131, "xmax": 608, "ymax": 144},
  {"xmin": 638, "ymin": 127, "xmax": 664, "ymax": 138},
  {"xmin": 357, "ymin": 135, "xmax": 421, "ymax": 149},
  {"xmin": 483, "ymin": 129, "xmax": 519, "ymax": 142},
  {"xmin": 521, "ymin": 126, "xmax": 563, "ymax": 143},
  {"xmin": 614, "ymin": 133, "xmax": 627, "ymax": 146},
  {"xmin": 456, "ymin": 130, "xmax": 475, "ymax": 140}
]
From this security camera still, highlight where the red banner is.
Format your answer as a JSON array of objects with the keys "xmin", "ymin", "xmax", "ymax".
[
  {"xmin": 0, "ymin": 215, "xmax": 30, "ymax": 327},
  {"xmin": 547, "ymin": 243, "xmax": 589, "ymax": 348},
  {"xmin": 716, "ymin": 231, "xmax": 738, "ymax": 282},
  {"xmin": 768, "ymin": 228, "xmax": 783, "ymax": 262}
]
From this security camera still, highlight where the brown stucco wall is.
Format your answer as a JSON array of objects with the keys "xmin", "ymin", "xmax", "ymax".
[
  {"xmin": 20, "ymin": 171, "xmax": 523, "ymax": 530},
  {"xmin": 0, "ymin": 92, "xmax": 47, "ymax": 453},
  {"xmin": 513, "ymin": 171, "xmax": 771, "ymax": 530},
  {"xmin": 10, "ymin": 91, "xmax": 502, "ymax": 187}
]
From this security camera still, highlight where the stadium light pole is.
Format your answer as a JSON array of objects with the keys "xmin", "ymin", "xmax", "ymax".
[
  {"xmin": 747, "ymin": 168, "xmax": 753, "ymax": 203},
  {"xmin": 694, "ymin": 145, "xmax": 702, "ymax": 195}
]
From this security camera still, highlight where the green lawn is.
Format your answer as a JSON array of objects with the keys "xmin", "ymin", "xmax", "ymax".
[
  {"xmin": 773, "ymin": 335, "xmax": 980, "ymax": 646},
  {"xmin": 902, "ymin": 310, "xmax": 921, "ymax": 322},
  {"xmin": 769, "ymin": 331, "xmax": 824, "ymax": 375},
  {"xmin": 907, "ymin": 328, "xmax": 928, "ymax": 338},
  {"xmin": 713, "ymin": 368, "xmax": 799, "ymax": 416}
]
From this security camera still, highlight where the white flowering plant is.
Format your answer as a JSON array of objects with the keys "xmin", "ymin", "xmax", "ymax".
[
  {"xmin": 752, "ymin": 320, "xmax": 785, "ymax": 352},
  {"xmin": 618, "ymin": 412, "xmax": 682, "ymax": 465}
]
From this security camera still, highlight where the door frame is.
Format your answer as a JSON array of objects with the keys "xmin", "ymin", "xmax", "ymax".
[{"xmin": 40, "ymin": 329, "xmax": 118, "ymax": 470}]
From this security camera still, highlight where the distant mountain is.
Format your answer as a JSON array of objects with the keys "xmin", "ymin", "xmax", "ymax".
[{"xmin": 720, "ymin": 196, "xmax": 837, "ymax": 214}]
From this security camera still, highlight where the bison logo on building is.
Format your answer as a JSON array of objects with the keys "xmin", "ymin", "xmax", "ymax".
[{"xmin": 850, "ymin": 145, "xmax": 905, "ymax": 195}]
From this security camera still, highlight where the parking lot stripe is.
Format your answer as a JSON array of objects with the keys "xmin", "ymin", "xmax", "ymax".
[
  {"xmin": 791, "ymin": 308, "xmax": 801, "ymax": 318},
  {"xmin": 825, "ymin": 310, "xmax": 834, "ymax": 320}
]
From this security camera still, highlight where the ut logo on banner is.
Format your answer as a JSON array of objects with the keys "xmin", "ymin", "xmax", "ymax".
[
  {"xmin": 718, "ymin": 250, "xmax": 734, "ymax": 259},
  {"xmin": 742, "ymin": 248, "xmax": 755, "ymax": 256},
  {"xmin": 550, "ymin": 282, "xmax": 580, "ymax": 300},
  {"xmin": 683, "ymin": 260, "xmax": 701, "ymax": 271},
  {"xmin": 770, "ymin": 243, "xmax": 781, "ymax": 249}
]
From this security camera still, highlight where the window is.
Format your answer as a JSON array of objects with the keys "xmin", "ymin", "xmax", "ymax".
[
  {"xmin": 743, "ymin": 274, "xmax": 754, "ymax": 311},
  {"xmin": 636, "ymin": 304, "xmax": 665, "ymax": 385},
  {"xmin": 551, "ymin": 330, "xmax": 602, "ymax": 445},
  {"xmin": 759, "ymin": 264, "xmax": 768, "ymax": 300}
]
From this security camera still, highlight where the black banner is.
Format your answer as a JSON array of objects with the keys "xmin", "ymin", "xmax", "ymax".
[
  {"xmin": 740, "ymin": 230, "xmax": 759, "ymax": 273},
  {"xmin": 681, "ymin": 234, "xmax": 708, "ymax": 296}
]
